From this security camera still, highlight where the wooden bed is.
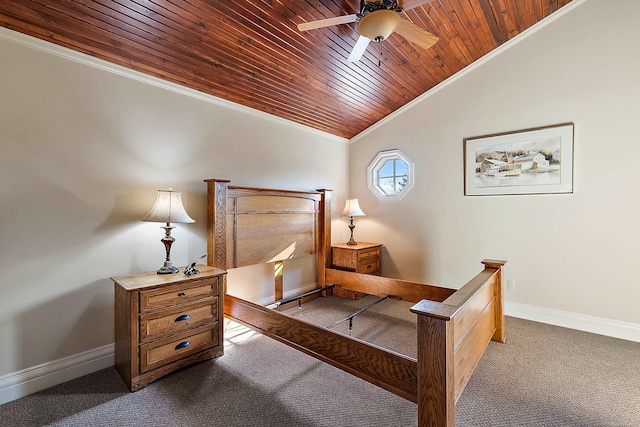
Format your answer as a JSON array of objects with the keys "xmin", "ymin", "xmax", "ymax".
[{"xmin": 205, "ymin": 179, "xmax": 506, "ymax": 427}]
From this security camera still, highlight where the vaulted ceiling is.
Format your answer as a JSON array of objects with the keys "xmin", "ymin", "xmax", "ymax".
[{"xmin": 0, "ymin": 0, "xmax": 574, "ymax": 138}]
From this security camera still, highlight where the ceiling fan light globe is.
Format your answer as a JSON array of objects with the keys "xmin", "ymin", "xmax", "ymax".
[{"xmin": 358, "ymin": 9, "xmax": 401, "ymax": 41}]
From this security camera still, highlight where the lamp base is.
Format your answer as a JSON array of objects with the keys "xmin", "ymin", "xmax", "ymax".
[
  {"xmin": 346, "ymin": 217, "xmax": 357, "ymax": 245},
  {"xmin": 157, "ymin": 261, "xmax": 179, "ymax": 274},
  {"xmin": 157, "ymin": 225, "xmax": 179, "ymax": 274}
]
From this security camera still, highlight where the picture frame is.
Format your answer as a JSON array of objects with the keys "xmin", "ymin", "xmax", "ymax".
[{"xmin": 464, "ymin": 123, "xmax": 574, "ymax": 196}]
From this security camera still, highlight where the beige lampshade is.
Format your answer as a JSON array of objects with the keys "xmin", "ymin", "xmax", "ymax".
[
  {"xmin": 342, "ymin": 199, "xmax": 366, "ymax": 217},
  {"xmin": 142, "ymin": 189, "xmax": 195, "ymax": 224},
  {"xmin": 358, "ymin": 9, "xmax": 401, "ymax": 42}
]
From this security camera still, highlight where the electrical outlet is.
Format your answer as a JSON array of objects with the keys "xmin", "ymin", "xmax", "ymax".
[{"xmin": 506, "ymin": 279, "xmax": 515, "ymax": 291}]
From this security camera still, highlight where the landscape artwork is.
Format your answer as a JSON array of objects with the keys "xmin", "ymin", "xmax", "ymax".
[{"xmin": 464, "ymin": 124, "xmax": 574, "ymax": 196}]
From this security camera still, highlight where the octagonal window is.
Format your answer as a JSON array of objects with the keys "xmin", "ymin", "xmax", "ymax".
[{"xmin": 368, "ymin": 149, "xmax": 414, "ymax": 200}]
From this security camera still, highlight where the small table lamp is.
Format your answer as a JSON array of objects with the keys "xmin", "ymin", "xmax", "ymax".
[
  {"xmin": 342, "ymin": 199, "xmax": 366, "ymax": 245},
  {"xmin": 142, "ymin": 189, "xmax": 195, "ymax": 274}
]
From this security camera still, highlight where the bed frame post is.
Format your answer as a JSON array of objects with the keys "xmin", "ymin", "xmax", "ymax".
[
  {"xmin": 274, "ymin": 260, "xmax": 284, "ymax": 301},
  {"xmin": 415, "ymin": 311, "xmax": 456, "ymax": 427},
  {"xmin": 205, "ymin": 179, "xmax": 230, "ymax": 271},
  {"xmin": 482, "ymin": 259, "xmax": 507, "ymax": 343},
  {"xmin": 316, "ymin": 189, "xmax": 332, "ymax": 292}
]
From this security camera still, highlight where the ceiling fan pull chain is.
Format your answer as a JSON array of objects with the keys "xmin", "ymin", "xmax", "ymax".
[{"xmin": 379, "ymin": 39, "xmax": 383, "ymax": 67}]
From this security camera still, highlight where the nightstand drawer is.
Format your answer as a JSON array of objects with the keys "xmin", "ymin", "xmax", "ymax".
[
  {"xmin": 358, "ymin": 248, "xmax": 381, "ymax": 261},
  {"xmin": 139, "ymin": 297, "xmax": 218, "ymax": 343},
  {"xmin": 356, "ymin": 259, "xmax": 380, "ymax": 274},
  {"xmin": 139, "ymin": 278, "xmax": 218, "ymax": 312},
  {"xmin": 139, "ymin": 324, "xmax": 219, "ymax": 373}
]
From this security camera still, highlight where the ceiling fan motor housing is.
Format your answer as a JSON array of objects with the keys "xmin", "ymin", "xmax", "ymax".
[{"xmin": 358, "ymin": 9, "xmax": 401, "ymax": 41}]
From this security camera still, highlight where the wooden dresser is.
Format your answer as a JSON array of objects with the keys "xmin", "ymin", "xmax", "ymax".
[
  {"xmin": 113, "ymin": 265, "xmax": 227, "ymax": 391},
  {"xmin": 331, "ymin": 242, "xmax": 382, "ymax": 300}
]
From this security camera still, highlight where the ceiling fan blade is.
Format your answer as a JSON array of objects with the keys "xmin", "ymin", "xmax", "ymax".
[
  {"xmin": 347, "ymin": 36, "xmax": 371, "ymax": 62},
  {"xmin": 297, "ymin": 14, "xmax": 358, "ymax": 32},
  {"xmin": 400, "ymin": 0, "xmax": 436, "ymax": 11},
  {"xmin": 395, "ymin": 19, "xmax": 439, "ymax": 51}
]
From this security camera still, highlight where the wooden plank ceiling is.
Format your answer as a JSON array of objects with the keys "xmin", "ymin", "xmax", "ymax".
[{"xmin": 0, "ymin": 0, "xmax": 573, "ymax": 138}]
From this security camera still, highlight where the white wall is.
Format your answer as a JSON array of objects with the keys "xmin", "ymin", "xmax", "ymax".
[
  {"xmin": 349, "ymin": 0, "xmax": 640, "ymax": 325},
  {"xmin": 2, "ymin": 0, "xmax": 639, "ymax": 402},
  {"xmin": 0, "ymin": 29, "xmax": 349, "ymax": 380}
]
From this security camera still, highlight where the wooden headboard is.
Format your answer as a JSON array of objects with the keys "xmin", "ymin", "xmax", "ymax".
[{"xmin": 204, "ymin": 179, "xmax": 333, "ymax": 288}]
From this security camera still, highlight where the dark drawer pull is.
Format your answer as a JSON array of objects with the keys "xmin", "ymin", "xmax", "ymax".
[
  {"xmin": 175, "ymin": 341, "xmax": 190, "ymax": 350},
  {"xmin": 177, "ymin": 292, "xmax": 186, "ymax": 297},
  {"xmin": 366, "ymin": 264, "xmax": 372, "ymax": 269},
  {"xmin": 175, "ymin": 314, "xmax": 191, "ymax": 322}
]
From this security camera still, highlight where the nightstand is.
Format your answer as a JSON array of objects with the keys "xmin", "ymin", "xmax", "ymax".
[
  {"xmin": 331, "ymin": 242, "xmax": 382, "ymax": 300},
  {"xmin": 113, "ymin": 265, "xmax": 227, "ymax": 391}
]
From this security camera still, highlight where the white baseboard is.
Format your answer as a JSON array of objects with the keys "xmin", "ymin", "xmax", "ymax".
[
  {"xmin": 0, "ymin": 344, "xmax": 115, "ymax": 405},
  {"xmin": 505, "ymin": 301, "xmax": 640, "ymax": 343},
  {"xmin": 0, "ymin": 283, "xmax": 319, "ymax": 406},
  {"xmin": 0, "ymin": 283, "xmax": 318, "ymax": 406},
  {"xmin": 2, "ymin": 300, "xmax": 637, "ymax": 406}
]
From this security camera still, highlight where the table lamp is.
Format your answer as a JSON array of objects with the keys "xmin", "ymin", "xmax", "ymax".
[
  {"xmin": 342, "ymin": 199, "xmax": 366, "ymax": 245},
  {"xmin": 142, "ymin": 189, "xmax": 195, "ymax": 274}
]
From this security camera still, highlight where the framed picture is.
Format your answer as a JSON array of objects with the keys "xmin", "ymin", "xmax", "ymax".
[{"xmin": 464, "ymin": 123, "xmax": 574, "ymax": 196}]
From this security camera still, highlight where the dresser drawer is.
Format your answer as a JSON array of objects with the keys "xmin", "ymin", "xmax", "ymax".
[
  {"xmin": 357, "ymin": 247, "xmax": 381, "ymax": 261},
  {"xmin": 139, "ymin": 297, "xmax": 218, "ymax": 343},
  {"xmin": 356, "ymin": 258, "xmax": 380, "ymax": 274},
  {"xmin": 139, "ymin": 277, "xmax": 218, "ymax": 312},
  {"xmin": 139, "ymin": 324, "xmax": 219, "ymax": 373}
]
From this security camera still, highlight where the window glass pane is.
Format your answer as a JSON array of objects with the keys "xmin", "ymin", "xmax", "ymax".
[
  {"xmin": 395, "ymin": 159, "xmax": 409, "ymax": 175},
  {"xmin": 396, "ymin": 176, "xmax": 408, "ymax": 192},
  {"xmin": 379, "ymin": 160, "xmax": 395, "ymax": 178},
  {"xmin": 377, "ymin": 177, "xmax": 395, "ymax": 195}
]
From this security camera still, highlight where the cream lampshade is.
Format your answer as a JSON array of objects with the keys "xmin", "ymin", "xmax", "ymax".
[
  {"xmin": 342, "ymin": 199, "xmax": 366, "ymax": 245},
  {"xmin": 142, "ymin": 189, "xmax": 195, "ymax": 274}
]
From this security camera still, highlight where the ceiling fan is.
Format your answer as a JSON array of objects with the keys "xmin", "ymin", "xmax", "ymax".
[{"xmin": 297, "ymin": 0, "xmax": 439, "ymax": 63}]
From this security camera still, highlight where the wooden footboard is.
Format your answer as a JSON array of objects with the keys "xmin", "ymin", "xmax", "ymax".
[{"xmin": 410, "ymin": 259, "xmax": 506, "ymax": 427}]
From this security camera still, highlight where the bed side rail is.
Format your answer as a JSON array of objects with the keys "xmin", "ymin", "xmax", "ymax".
[
  {"xmin": 325, "ymin": 268, "xmax": 456, "ymax": 304},
  {"xmin": 225, "ymin": 294, "xmax": 419, "ymax": 402}
]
